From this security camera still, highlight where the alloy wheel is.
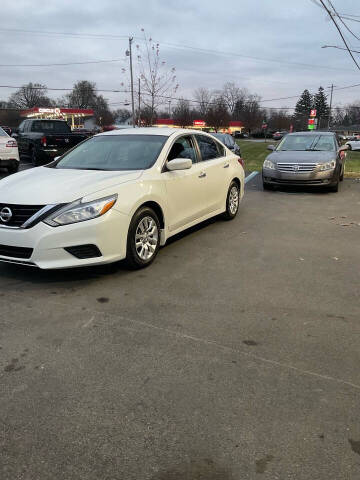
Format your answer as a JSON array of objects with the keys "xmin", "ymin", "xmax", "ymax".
[{"xmin": 135, "ymin": 216, "xmax": 159, "ymax": 261}]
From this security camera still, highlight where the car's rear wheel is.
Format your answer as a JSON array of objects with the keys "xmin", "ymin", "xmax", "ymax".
[
  {"xmin": 126, "ymin": 207, "xmax": 161, "ymax": 269},
  {"xmin": 222, "ymin": 181, "xmax": 240, "ymax": 220},
  {"xmin": 7, "ymin": 162, "xmax": 19, "ymax": 174}
]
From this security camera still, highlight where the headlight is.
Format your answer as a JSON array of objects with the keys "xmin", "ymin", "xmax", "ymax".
[
  {"xmin": 319, "ymin": 160, "xmax": 336, "ymax": 171},
  {"xmin": 44, "ymin": 194, "xmax": 117, "ymax": 227},
  {"xmin": 263, "ymin": 159, "xmax": 276, "ymax": 170}
]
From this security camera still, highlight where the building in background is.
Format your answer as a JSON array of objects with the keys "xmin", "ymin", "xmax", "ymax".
[
  {"xmin": 21, "ymin": 107, "xmax": 94, "ymax": 130},
  {"xmin": 154, "ymin": 118, "xmax": 243, "ymax": 134}
]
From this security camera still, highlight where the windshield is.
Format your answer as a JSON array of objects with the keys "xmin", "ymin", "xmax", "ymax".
[
  {"xmin": 53, "ymin": 134, "xmax": 167, "ymax": 171},
  {"xmin": 0, "ymin": 127, "xmax": 8, "ymax": 137},
  {"xmin": 31, "ymin": 121, "xmax": 71, "ymax": 133},
  {"xmin": 277, "ymin": 135, "xmax": 335, "ymax": 152}
]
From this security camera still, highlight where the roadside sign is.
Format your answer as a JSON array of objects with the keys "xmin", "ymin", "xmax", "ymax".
[
  {"xmin": 262, "ymin": 123, "xmax": 268, "ymax": 129},
  {"xmin": 308, "ymin": 118, "xmax": 315, "ymax": 125},
  {"xmin": 308, "ymin": 124, "xmax": 315, "ymax": 130},
  {"xmin": 289, "ymin": 124, "xmax": 294, "ymax": 133},
  {"xmin": 310, "ymin": 109, "xmax": 317, "ymax": 117}
]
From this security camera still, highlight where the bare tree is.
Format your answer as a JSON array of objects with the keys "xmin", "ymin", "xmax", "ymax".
[
  {"xmin": 172, "ymin": 99, "xmax": 193, "ymax": 128},
  {"xmin": 8, "ymin": 83, "xmax": 53, "ymax": 109},
  {"xmin": 220, "ymin": 82, "xmax": 244, "ymax": 115},
  {"xmin": 194, "ymin": 87, "xmax": 212, "ymax": 117},
  {"xmin": 66, "ymin": 80, "xmax": 97, "ymax": 109},
  {"xmin": 136, "ymin": 30, "xmax": 179, "ymax": 125},
  {"xmin": 205, "ymin": 98, "xmax": 231, "ymax": 132}
]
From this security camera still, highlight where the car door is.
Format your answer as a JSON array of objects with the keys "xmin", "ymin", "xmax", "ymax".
[
  {"xmin": 194, "ymin": 134, "xmax": 230, "ymax": 213},
  {"xmin": 162, "ymin": 134, "xmax": 209, "ymax": 233}
]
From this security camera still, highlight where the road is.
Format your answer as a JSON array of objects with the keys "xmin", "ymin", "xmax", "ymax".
[{"xmin": 1, "ymin": 171, "xmax": 360, "ymax": 479}]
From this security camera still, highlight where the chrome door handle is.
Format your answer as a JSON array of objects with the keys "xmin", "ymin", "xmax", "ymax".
[
  {"xmin": 223, "ymin": 163, "xmax": 230, "ymax": 168},
  {"xmin": 198, "ymin": 172, "xmax": 206, "ymax": 178}
]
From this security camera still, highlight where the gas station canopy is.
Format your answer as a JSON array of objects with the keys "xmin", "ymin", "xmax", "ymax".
[{"xmin": 21, "ymin": 107, "xmax": 94, "ymax": 129}]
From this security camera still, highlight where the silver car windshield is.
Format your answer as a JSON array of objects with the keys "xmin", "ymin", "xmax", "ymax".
[
  {"xmin": 53, "ymin": 135, "xmax": 168, "ymax": 171},
  {"xmin": 277, "ymin": 135, "xmax": 336, "ymax": 152}
]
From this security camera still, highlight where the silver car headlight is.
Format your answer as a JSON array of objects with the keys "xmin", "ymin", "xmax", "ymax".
[
  {"xmin": 263, "ymin": 159, "xmax": 276, "ymax": 170},
  {"xmin": 44, "ymin": 194, "xmax": 118, "ymax": 227},
  {"xmin": 319, "ymin": 160, "xmax": 336, "ymax": 171}
]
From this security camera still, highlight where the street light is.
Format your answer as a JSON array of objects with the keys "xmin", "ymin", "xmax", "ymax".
[{"xmin": 322, "ymin": 45, "xmax": 360, "ymax": 54}]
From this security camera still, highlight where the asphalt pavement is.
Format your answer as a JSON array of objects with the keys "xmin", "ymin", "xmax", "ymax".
[{"xmin": 0, "ymin": 170, "xmax": 360, "ymax": 479}]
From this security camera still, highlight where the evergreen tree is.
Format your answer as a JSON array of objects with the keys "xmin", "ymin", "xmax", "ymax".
[
  {"xmin": 313, "ymin": 86, "xmax": 330, "ymax": 129},
  {"xmin": 293, "ymin": 89, "xmax": 313, "ymax": 130}
]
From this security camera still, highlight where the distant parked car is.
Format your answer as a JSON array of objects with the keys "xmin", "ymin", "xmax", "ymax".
[
  {"xmin": 345, "ymin": 138, "xmax": 360, "ymax": 151},
  {"xmin": 0, "ymin": 126, "xmax": 19, "ymax": 173},
  {"xmin": 13, "ymin": 119, "xmax": 88, "ymax": 166},
  {"xmin": 273, "ymin": 131, "xmax": 288, "ymax": 141},
  {"xmin": 234, "ymin": 131, "xmax": 248, "ymax": 139},
  {"xmin": 262, "ymin": 131, "xmax": 348, "ymax": 192},
  {"xmin": 210, "ymin": 132, "xmax": 242, "ymax": 156}
]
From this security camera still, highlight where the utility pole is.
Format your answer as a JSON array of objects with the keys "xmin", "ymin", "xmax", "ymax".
[
  {"xmin": 327, "ymin": 83, "xmax": 334, "ymax": 130},
  {"xmin": 126, "ymin": 37, "xmax": 135, "ymax": 128},
  {"xmin": 138, "ymin": 78, "xmax": 141, "ymax": 127},
  {"xmin": 168, "ymin": 100, "xmax": 171, "ymax": 117}
]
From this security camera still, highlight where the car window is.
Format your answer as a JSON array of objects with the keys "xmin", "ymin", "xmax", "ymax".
[
  {"xmin": 0, "ymin": 127, "xmax": 7, "ymax": 137},
  {"xmin": 31, "ymin": 121, "xmax": 71, "ymax": 133},
  {"xmin": 167, "ymin": 136, "xmax": 197, "ymax": 163},
  {"xmin": 53, "ymin": 135, "xmax": 167, "ymax": 171},
  {"xmin": 196, "ymin": 135, "xmax": 223, "ymax": 161}
]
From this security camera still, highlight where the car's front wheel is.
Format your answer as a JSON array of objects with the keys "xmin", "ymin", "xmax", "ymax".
[
  {"xmin": 126, "ymin": 207, "xmax": 161, "ymax": 269},
  {"xmin": 223, "ymin": 181, "xmax": 240, "ymax": 220}
]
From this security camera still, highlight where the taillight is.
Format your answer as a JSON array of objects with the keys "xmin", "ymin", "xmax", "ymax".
[
  {"xmin": 238, "ymin": 157, "xmax": 245, "ymax": 168},
  {"xmin": 41, "ymin": 136, "xmax": 47, "ymax": 147},
  {"xmin": 6, "ymin": 140, "xmax": 17, "ymax": 148}
]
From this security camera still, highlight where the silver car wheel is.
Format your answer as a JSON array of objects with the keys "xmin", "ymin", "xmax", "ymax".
[
  {"xmin": 229, "ymin": 186, "xmax": 239, "ymax": 215},
  {"xmin": 135, "ymin": 216, "xmax": 159, "ymax": 261}
]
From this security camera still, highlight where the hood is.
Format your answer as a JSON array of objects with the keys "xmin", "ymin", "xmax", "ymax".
[
  {"xmin": 0, "ymin": 167, "xmax": 143, "ymax": 205},
  {"xmin": 267, "ymin": 150, "xmax": 336, "ymax": 164}
]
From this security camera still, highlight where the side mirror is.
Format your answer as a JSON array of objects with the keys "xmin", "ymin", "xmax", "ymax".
[
  {"xmin": 339, "ymin": 144, "xmax": 349, "ymax": 152},
  {"xmin": 54, "ymin": 156, "xmax": 60, "ymax": 161},
  {"xmin": 166, "ymin": 158, "xmax": 192, "ymax": 171},
  {"xmin": 267, "ymin": 144, "xmax": 275, "ymax": 151},
  {"xmin": 11, "ymin": 133, "xmax": 18, "ymax": 138}
]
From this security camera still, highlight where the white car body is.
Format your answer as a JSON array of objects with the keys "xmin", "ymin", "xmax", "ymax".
[
  {"xmin": 0, "ymin": 128, "xmax": 244, "ymax": 269},
  {"xmin": 0, "ymin": 127, "xmax": 20, "ymax": 172},
  {"xmin": 345, "ymin": 139, "xmax": 360, "ymax": 151}
]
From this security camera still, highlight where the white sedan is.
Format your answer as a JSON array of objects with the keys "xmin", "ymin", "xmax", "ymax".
[
  {"xmin": 0, "ymin": 126, "xmax": 19, "ymax": 173},
  {"xmin": 0, "ymin": 128, "xmax": 245, "ymax": 269},
  {"xmin": 345, "ymin": 138, "xmax": 360, "ymax": 151}
]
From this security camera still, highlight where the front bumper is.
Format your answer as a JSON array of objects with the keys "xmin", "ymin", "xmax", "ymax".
[
  {"xmin": 262, "ymin": 168, "xmax": 338, "ymax": 186},
  {"xmin": 0, "ymin": 209, "xmax": 130, "ymax": 269}
]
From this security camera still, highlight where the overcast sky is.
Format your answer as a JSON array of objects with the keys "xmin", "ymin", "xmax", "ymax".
[{"xmin": 1, "ymin": 0, "xmax": 360, "ymax": 112}]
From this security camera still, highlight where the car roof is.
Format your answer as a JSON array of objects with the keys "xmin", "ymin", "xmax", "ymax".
[
  {"xmin": 287, "ymin": 131, "xmax": 335, "ymax": 136},
  {"xmin": 98, "ymin": 127, "xmax": 197, "ymax": 137}
]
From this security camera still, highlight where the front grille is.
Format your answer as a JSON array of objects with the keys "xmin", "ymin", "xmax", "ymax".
[
  {"xmin": 271, "ymin": 178, "xmax": 324, "ymax": 184},
  {"xmin": 277, "ymin": 163, "xmax": 318, "ymax": 173},
  {"xmin": 64, "ymin": 244, "xmax": 102, "ymax": 259},
  {"xmin": 0, "ymin": 244, "xmax": 33, "ymax": 259},
  {"xmin": 0, "ymin": 204, "xmax": 45, "ymax": 227}
]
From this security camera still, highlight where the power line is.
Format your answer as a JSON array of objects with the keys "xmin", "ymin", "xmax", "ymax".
[
  {"xmin": 318, "ymin": 0, "xmax": 360, "ymax": 70},
  {"xmin": 0, "ymin": 59, "xmax": 127, "ymax": 68},
  {"xmin": 327, "ymin": 0, "xmax": 360, "ymax": 41},
  {"xmin": 0, "ymin": 27, "xmax": 356, "ymax": 72}
]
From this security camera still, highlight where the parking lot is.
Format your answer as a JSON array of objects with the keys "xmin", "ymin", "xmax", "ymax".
[{"xmin": 1, "ymin": 167, "xmax": 360, "ymax": 479}]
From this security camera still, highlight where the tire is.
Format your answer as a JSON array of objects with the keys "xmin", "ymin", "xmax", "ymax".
[
  {"xmin": 125, "ymin": 207, "xmax": 161, "ymax": 269},
  {"xmin": 263, "ymin": 181, "xmax": 274, "ymax": 191},
  {"xmin": 31, "ymin": 148, "xmax": 41, "ymax": 166},
  {"xmin": 328, "ymin": 174, "xmax": 339, "ymax": 193},
  {"xmin": 7, "ymin": 162, "xmax": 19, "ymax": 174},
  {"xmin": 222, "ymin": 181, "xmax": 240, "ymax": 220}
]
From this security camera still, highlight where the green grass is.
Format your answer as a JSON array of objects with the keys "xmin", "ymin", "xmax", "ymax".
[
  {"xmin": 236, "ymin": 139, "xmax": 360, "ymax": 176},
  {"xmin": 236, "ymin": 140, "xmax": 271, "ymax": 172}
]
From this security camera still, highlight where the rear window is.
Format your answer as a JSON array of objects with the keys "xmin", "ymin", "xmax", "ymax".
[{"xmin": 31, "ymin": 121, "xmax": 71, "ymax": 134}]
